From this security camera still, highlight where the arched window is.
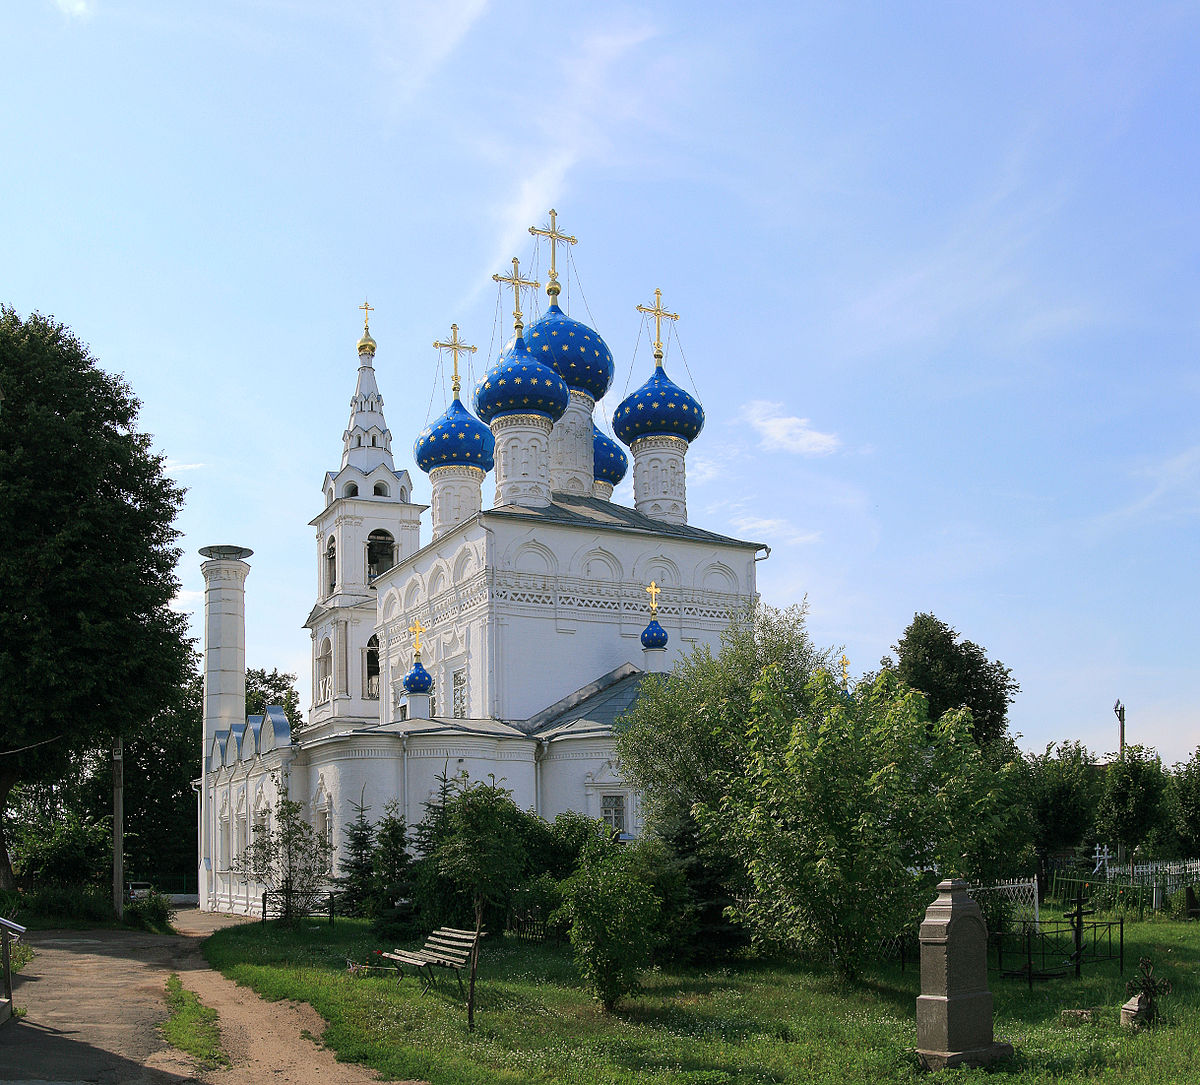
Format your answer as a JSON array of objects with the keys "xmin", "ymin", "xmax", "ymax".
[
  {"xmin": 344, "ymin": 482, "xmax": 359, "ymax": 498},
  {"xmin": 399, "ymin": 488, "xmax": 408, "ymax": 502},
  {"xmin": 325, "ymin": 537, "xmax": 336, "ymax": 595},
  {"xmin": 367, "ymin": 529, "xmax": 395, "ymax": 580},
  {"xmin": 371, "ymin": 435, "xmax": 377, "ymax": 447},
  {"xmin": 365, "ymin": 634, "xmax": 380, "ymax": 699},
  {"xmin": 356, "ymin": 435, "xmax": 362, "ymax": 447},
  {"xmin": 373, "ymin": 481, "xmax": 389, "ymax": 497},
  {"xmin": 316, "ymin": 637, "xmax": 333, "ymax": 704}
]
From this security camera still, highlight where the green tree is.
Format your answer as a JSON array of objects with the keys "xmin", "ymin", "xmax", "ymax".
[
  {"xmin": 616, "ymin": 601, "xmax": 833, "ymax": 960},
  {"xmin": 233, "ymin": 777, "xmax": 331, "ymax": 924},
  {"xmin": 705, "ymin": 666, "xmax": 1007, "ymax": 981},
  {"xmin": 334, "ymin": 791, "xmax": 376, "ymax": 917},
  {"xmin": 555, "ymin": 841, "xmax": 661, "ymax": 1011},
  {"xmin": 1172, "ymin": 748, "xmax": 1200, "ymax": 857},
  {"xmin": 246, "ymin": 668, "xmax": 302, "ymax": 729},
  {"xmin": 0, "ymin": 308, "xmax": 191, "ymax": 889},
  {"xmin": 434, "ymin": 776, "xmax": 527, "ymax": 1031},
  {"xmin": 370, "ymin": 799, "xmax": 414, "ymax": 939},
  {"xmin": 1026, "ymin": 741, "xmax": 1100, "ymax": 889},
  {"xmin": 885, "ymin": 612, "xmax": 1018, "ymax": 748},
  {"xmin": 1095, "ymin": 745, "xmax": 1168, "ymax": 870}
]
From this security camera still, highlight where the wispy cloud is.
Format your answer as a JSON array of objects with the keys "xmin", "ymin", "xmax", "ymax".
[
  {"xmin": 170, "ymin": 589, "xmax": 203, "ymax": 613},
  {"xmin": 739, "ymin": 400, "xmax": 839, "ymax": 455},
  {"xmin": 164, "ymin": 459, "xmax": 207, "ymax": 474},
  {"xmin": 51, "ymin": 0, "xmax": 92, "ymax": 15},
  {"xmin": 1103, "ymin": 445, "xmax": 1200, "ymax": 523},
  {"xmin": 375, "ymin": 0, "xmax": 489, "ymax": 107},
  {"xmin": 730, "ymin": 515, "xmax": 820, "ymax": 547}
]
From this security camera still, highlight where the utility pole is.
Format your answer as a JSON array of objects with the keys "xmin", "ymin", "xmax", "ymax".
[
  {"xmin": 112, "ymin": 736, "xmax": 124, "ymax": 919},
  {"xmin": 1113, "ymin": 699, "xmax": 1126, "ymax": 759}
]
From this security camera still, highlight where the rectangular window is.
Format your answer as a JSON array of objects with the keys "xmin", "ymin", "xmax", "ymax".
[
  {"xmin": 452, "ymin": 669, "xmax": 467, "ymax": 719},
  {"xmin": 601, "ymin": 794, "xmax": 626, "ymax": 834}
]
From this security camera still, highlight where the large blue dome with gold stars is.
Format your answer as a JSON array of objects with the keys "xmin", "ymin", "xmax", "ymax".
[
  {"xmin": 613, "ymin": 364, "xmax": 704, "ymax": 447},
  {"xmin": 525, "ymin": 302, "xmax": 615, "ymax": 401},
  {"xmin": 414, "ymin": 396, "xmax": 494, "ymax": 474},
  {"xmin": 593, "ymin": 424, "xmax": 628, "ymax": 486},
  {"xmin": 474, "ymin": 333, "xmax": 570, "ymax": 425}
]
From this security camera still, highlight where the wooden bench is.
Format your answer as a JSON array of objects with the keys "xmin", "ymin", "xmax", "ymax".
[{"xmin": 381, "ymin": 926, "xmax": 483, "ymax": 996}]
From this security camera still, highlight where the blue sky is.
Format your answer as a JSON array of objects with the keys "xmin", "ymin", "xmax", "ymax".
[{"xmin": 5, "ymin": 2, "xmax": 1198, "ymax": 762}]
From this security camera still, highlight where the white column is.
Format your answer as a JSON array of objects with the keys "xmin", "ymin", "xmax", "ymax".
[
  {"xmin": 642, "ymin": 646, "xmax": 669, "ymax": 673},
  {"xmin": 631, "ymin": 434, "xmax": 688, "ymax": 525},
  {"xmin": 592, "ymin": 480, "xmax": 614, "ymax": 501},
  {"xmin": 491, "ymin": 413, "xmax": 554, "ymax": 508},
  {"xmin": 549, "ymin": 391, "xmax": 595, "ymax": 495},
  {"xmin": 199, "ymin": 546, "xmax": 252, "ymax": 912},
  {"xmin": 430, "ymin": 464, "xmax": 484, "ymax": 539}
]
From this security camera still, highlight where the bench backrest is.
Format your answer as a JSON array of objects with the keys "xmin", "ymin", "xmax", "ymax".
[{"xmin": 424, "ymin": 926, "xmax": 482, "ymax": 966}]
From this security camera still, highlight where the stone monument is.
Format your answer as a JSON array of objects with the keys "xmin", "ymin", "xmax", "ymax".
[{"xmin": 916, "ymin": 879, "xmax": 1013, "ymax": 1070}]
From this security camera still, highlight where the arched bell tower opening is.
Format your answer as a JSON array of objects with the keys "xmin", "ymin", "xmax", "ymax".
[{"xmin": 367, "ymin": 530, "xmax": 395, "ymax": 581}]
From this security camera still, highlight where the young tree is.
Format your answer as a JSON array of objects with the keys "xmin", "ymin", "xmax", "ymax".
[
  {"xmin": 1095, "ymin": 745, "xmax": 1168, "ymax": 871},
  {"xmin": 556, "ymin": 842, "xmax": 661, "ymax": 1011},
  {"xmin": 0, "ymin": 308, "xmax": 191, "ymax": 889},
  {"xmin": 705, "ymin": 666, "xmax": 1008, "ymax": 981},
  {"xmin": 434, "ymin": 776, "xmax": 526, "ymax": 1031},
  {"xmin": 616, "ymin": 601, "xmax": 834, "ymax": 960},
  {"xmin": 1172, "ymin": 747, "xmax": 1200, "ymax": 857},
  {"xmin": 886, "ymin": 612, "xmax": 1018, "ymax": 748},
  {"xmin": 334, "ymin": 792, "xmax": 376, "ymax": 917},
  {"xmin": 233, "ymin": 778, "xmax": 331, "ymax": 924},
  {"xmin": 246, "ymin": 668, "xmax": 303, "ymax": 729},
  {"xmin": 1026, "ymin": 741, "xmax": 1100, "ymax": 890}
]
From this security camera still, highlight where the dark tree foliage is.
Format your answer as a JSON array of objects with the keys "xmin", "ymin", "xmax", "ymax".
[
  {"xmin": 885, "ymin": 612, "xmax": 1018, "ymax": 748},
  {"xmin": 1172, "ymin": 748, "xmax": 1200, "ymax": 857},
  {"xmin": 370, "ymin": 799, "xmax": 415, "ymax": 939},
  {"xmin": 1025, "ymin": 741, "xmax": 1100, "ymax": 889},
  {"xmin": 334, "ymin": 792, "xmax": 377, "ymax": 917},
  {"xmin": 246, "ymin": 668, "xmax": 302, "ymax": 729},
  {"xmin": 0, "ymin": 308, "xmax": 191, "ymax": 889}
]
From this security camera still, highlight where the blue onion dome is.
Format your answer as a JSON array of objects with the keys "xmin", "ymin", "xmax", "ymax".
[
  {"xmin": 402, "ymin": 659, "xmax": 433, "ymax": 694},
  {"xmin": 414, "ymin": 396, "xmax": 495, "ymax": 474},
  {"xmin": 525, "ymin": 301, "xmax": 615, "ymax": 401},
  {"xmin": 641, "ymin": 619, "xmax": 669, "ymax": 650},
  {"xmin": 613, "ymin": 363, "xmax": 704, "ymax": 447},
  {"xmin": 474, "ymin": 332, "xmax": 570, "ymax": 425},
  {"xmin": 593, "ymin": 424, "xmax": 628, "ymax": 486}
]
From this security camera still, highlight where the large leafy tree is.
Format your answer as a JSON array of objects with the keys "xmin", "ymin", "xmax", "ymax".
[
  {"xmin": 246, "ymin": 667, "xmax": 302, "ymax": 728},
  {"xmin": 1172, "ymin": 747, "xmax": 1200, "ymax": 858},
  {"xmin": 885, "ymin": 612, "xmax": 1019, "ymax": 748},
  {"xmin": 1025, "ymin": 741, "xmax": 1100, "ymax": 888},
  {"xmin": 703, "ymin": 666, "xmax": 1009, "ymax": 980},
  {"xmin": 1095, "ymin": 745, "xmax": 1168, "ymax": 870},
  {"xmin": 0, "ymin": 308, "xmax": 191, "ymax": 889},
  {"xmin": 615, "ymin": 601, "xmax": 834, "ymax": 960}
]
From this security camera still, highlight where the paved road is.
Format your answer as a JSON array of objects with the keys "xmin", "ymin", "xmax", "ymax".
[{"xmin": 0, "ymin": 910, "xmax": 251, "ymax": 1085}]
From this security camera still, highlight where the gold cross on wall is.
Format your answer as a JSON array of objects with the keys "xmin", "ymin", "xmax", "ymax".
[
  {"xmin": 645, "ymin": 580, "xmax": 661, "ymax": 616},
  {"xmin": 433, "ymin": 324, "xmax": 477, "ymax": 396},
  {"xmin": 408, "ymin": 617, "xmax": 427, "ymax": 656},
  {"xmin": 528, "ymin": 208, "xmax": 577, "ymax": 292},
  {"xmin": 359, "ymin": 299, "xmax": 374, "ymax": 332},
  {"xmin": 635, "ymin": 288, "xmax": 679, "ymax": 363},
  {"xmin": 493, "ymin": 257, "xmax": 540, "ymax": 334}
]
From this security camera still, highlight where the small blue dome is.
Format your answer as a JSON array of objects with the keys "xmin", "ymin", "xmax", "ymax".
[
  {"xmin": 641, "ymin": 619, "xmax": 668, "ymax": 650},
  {"xmin": 593, "ymin": 424, "xmax": 628, "ymax": 486},
  {"xmin": 474, "ymin": 333, "xmax": 570, "ymax": 425},
  {"xmin": 403, "ymin": 660, "xmax": 433, "ymax": 695},
  {"xmin": 526, "ymin": 302, "xmax": 615, "ymax": 401},
  {"xmin": 414, "ymin": 396, "xmax": 495, "ymax": 474},
  {"xmin": 613, "ymin": 364, "xmax": 704, "ymax": 447}
]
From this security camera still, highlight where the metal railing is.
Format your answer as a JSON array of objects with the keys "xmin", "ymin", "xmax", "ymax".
[{"xmin": 2, "ymin": 915, "xmax": 27, "ymax": 1006}]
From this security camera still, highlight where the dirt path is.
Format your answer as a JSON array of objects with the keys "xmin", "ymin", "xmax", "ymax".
[{"xmin": 0, "ymin": 909, "xmax": 424, "ymax": 1085}]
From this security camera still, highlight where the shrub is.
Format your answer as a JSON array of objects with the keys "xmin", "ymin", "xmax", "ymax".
[
  {"xmin": 125, "ymin": 888, "xmax": 175, "ymax": 931},
  {"xmin": 22, "ymin": 882, "xmax": 113, "ymax": 923},
  {"xmin": 555, "ymin": 844, "xmax": 661, "ymax": 1011}
]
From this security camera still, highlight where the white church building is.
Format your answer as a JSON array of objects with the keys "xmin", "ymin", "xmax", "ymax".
[{"xmin": 198, "ymin": 220, "xmax": 765, "ymax": 913}]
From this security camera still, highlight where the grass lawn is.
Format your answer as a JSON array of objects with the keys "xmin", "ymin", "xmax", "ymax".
[
  {"xmin": 203, "ymin": 918, "xmax": 1200, "ymax": 1084},
  {"xmin": 161, "ymin": 973, "xmax": 230, "ymax": 1071}
]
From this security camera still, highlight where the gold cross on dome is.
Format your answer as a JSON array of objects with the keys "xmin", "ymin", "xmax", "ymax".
[
  {"xmin": 493, "ymin": 257, "xmax": 540, "ymax": 335},
  {"xmin": 645, "ymin": 580, "xmax": 661, "ymax": 617},
  {"xmin": 408, "ymin": 617, "xmax": 427, "ymax": 656},
  {"xmin": 528, "ymin": 208, "xmax": 577, "ymax": 294},
  {"xmin": 840, "ymin": 654, "xmax": 850, "ymax": 688},
  {"xmin": 434, "ymin": 324, "xmax": 477, "ymax": 396},
  {"xmin": 359, "ymin": 299, "xmax": 374, "ymax": 332},
  {"xmin": 636, "ymin": 288, "xmax": 679, "ymax": 364}
]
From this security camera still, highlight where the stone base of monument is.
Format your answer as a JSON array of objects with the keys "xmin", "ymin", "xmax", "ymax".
[{"xmin": 916, "ymin": 1041, "xmax": 1014, "ymax": 1071}]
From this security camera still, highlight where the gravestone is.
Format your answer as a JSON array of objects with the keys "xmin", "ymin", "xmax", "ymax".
[{"xmin": 916, "ymin": 879, "xmax": 1013, "ymax": 1070}]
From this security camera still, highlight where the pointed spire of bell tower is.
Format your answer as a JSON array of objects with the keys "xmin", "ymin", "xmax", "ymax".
[{"xmin": 343, "ymin": 300, "xmax": 394, "ymax": 472}]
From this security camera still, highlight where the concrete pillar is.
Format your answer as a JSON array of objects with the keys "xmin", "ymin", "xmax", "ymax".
[
  {"xmin": 916, "ymin": 879, "xmax": 1013, "ymax": 1070},
  {"xmin": 642, "ymin": 646, "xmax": 669, "ymax": 673},
  {"xmin": 631, "ymin": 434, "xmax": 688, "ymax": 525},
  {"xmin": 430, "ymin": 464, "xmax": 484, "ymax": 539},
  {"xmin": 491, "ymin": 413, "xmax": 554, "ymax": 508},
  {"xmin": 198, "ymin": 545, "xmax": 252, "ymax": 912},
  {"xmin": 549, "ymin": 391, "xmax": 596, "ymax": 495},
  {"xmin": 592, "ymin": 479, "xmax": 614, "ymax": 501}
]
